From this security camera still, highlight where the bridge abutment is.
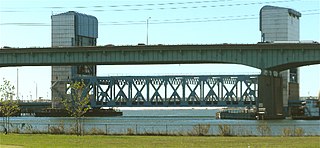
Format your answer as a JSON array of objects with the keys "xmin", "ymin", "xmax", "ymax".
[{"xmin": 258, "ymin": 75, "xmax": 284, "ymax": 119}]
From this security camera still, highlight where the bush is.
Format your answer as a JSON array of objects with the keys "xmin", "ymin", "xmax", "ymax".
[
  {"xmin": 127, "ymin": 128, "xmax": 134, "ymax": 135},
  {"xmin": 235, "ymin": 126, "xmax": 253, "ymax": 136},
  {"xmin": 218, "ymin": 124, "xmax": 232, "ymax": 136},
  {"xmin": 282, "ymin": 128, "xmax": 292, "ymax": 136},
  {"xmin": 49, "ymin": 122, "xmax": 65, "ymax": 134},
  {"xmin": 282, "ymin": 127, "xmax": 304, "ymax": 137},
  {"xmin": 257, "ymin": 122, "xmax": 271, "ymax": 136},
  {"xmin": 88, "ymin": 127, "xmax": 104, "ymax": 135},
  {"xmin": 24, "ymin": 124, "xmax": 42, "ymax": 134},
  {"xmin": 190, "ymin": 124, "xmax": 211, "ymax": 136},
  {"xmin": 294, "ymin": 128, "xmax": 304, "ymax": 137}
]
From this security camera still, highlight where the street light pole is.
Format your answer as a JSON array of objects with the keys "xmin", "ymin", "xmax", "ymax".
[
  {"xmin": 33, "ymin": 81, "xmax": 38, "ymax": 100},
  {"xmin": 16, "ymin": 68, "xmax": 19, "ymax": 100},
  {"xmin": 147, "ymin": 17, "xmax": 151, "ymax": 45}
]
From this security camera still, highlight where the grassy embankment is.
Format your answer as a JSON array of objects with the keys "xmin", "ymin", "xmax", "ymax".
[{"xmin": 0, "ymin": 134, "xmax": 319, "ymax": 148}]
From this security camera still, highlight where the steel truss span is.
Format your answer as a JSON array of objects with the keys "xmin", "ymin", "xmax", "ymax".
[{"xmin": 74, "ymin": 75, "xmax": 258, "ymax": 107}]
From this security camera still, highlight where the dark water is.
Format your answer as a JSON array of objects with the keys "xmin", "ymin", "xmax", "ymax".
[{"xmin": 2, "ymin": 108, "xmax": 320, "ymax": 136}]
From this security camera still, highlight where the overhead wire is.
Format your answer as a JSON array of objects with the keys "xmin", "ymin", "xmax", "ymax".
[
  {"xmin": 0, "ymin": 0, "xmax": 300, "ymax": 12},
  {"xmin": 96, "ymin": 9, "xmax": 320, "ymax": 25},
  {"xmin": 106, "ymin": 0, "xmax": 234, "ymax": 8},
  {"xmin": 0, "ymin": 10, "xmax": 318, "ymax": 27},
  {"xmin": 104, "ymin": 0, "xmax": 300, "ymax": 12},
  {"xmin": 0, "ymin": 0, "xmax": 234, "ymax": 12},
  {"xmin": 0, "ymin": 0, "xmax": 318, "ymax": 26}
]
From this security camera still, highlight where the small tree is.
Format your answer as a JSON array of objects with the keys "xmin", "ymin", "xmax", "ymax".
[
  {"xmin": 62, "ymin": 80, "xmax": 90, "ymax": 136},
  {"xmin": 192, "ymin": 124, "xmax": 211, "ymax": 136},
  {"xmin": 218, "ymin": 124, "xmax": 232, "ymax": 136},
  {"xmin": 257, "ymin": 122, "xmax": 271, "ymax": 136},
  {"xmin": 0, "ymin": 78, "xmax": 20, "ymax": 134}
]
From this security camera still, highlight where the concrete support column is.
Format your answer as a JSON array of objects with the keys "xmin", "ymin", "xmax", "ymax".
[{"xmin": 258, "ymin": 75, "xmax": 284, "ymax": 119}]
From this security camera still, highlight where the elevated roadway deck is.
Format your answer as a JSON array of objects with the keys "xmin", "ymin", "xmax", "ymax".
[{"xmin": 1, "ymin": 44, "xmax": 319, "ymax": 71}]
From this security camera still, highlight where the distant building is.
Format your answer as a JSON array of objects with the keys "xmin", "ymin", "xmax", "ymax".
[
  {"xmin": 260, "ymin": 5, "xmax": 301, "ymax": 116},
  {"xmin": 51, "ymin": 11, "xmax": 98, "ymax": 107}
]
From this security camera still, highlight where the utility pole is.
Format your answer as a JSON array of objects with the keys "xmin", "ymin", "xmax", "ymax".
[
  {"xmin": 146, "ymin": 17, "xmax": 151, "ymax": 45},
  {"xmin": 16, "ymin": 68, "xmax": 19, "ymax": 100}
]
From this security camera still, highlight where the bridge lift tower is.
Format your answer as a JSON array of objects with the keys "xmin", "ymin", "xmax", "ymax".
[
  {"xmin": 260, "ymin": 5, "xmax": 302, "ymax": 116},
  {"xmin": 51, "ymin": 11, "xmax": 98, "ymax": 108}
]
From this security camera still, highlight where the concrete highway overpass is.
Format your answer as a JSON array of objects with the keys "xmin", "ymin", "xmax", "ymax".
[{"xmin": 0, "ymin": 44, "xmax": 319, "ymax": 71}]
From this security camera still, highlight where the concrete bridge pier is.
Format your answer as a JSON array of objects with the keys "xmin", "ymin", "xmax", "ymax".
[{"xmin": 258, "ymin": 75, "xmax": 284, "ymax": 119}]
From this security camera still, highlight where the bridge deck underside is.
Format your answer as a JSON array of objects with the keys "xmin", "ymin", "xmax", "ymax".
[{"xmin": 74, "ymin": 75, "xmax": 259, "ymax": 107}]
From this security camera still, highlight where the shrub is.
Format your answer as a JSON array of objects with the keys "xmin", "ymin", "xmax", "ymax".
[
  {"xmin": 88, "ymin": 127, "xmax": 104, "ymax": 135},
  {"xmin": 127, "ymin": 128, "xmax": 134, "ymax": 135},
  {"xmin": 49, "ymin": 122, "xmax": 65, "ymax": 134},
  {"xmin": 235, "ymin": 126, "xmax": 253, "ymax": 136},
  {"xmin": 257, "ymin": 122, "xmax": 271, "ymax": 136},
  {"xmin": 282, "ymin": 127, "xmax": 304, "ymax": 137},
  {"xmin": 282, "ymin": 128, "xmax": 292, "ymax": 136},
  {"xmin": 191, "ymin": 124, "xmax": 211, "ymax": 136},
  {"xmin": 218, "ymin": 124, "xmax": 232, "ymax": 136},
  {"xmin": 294, "ymin": 128, "xmax": 304, "ymax": 137},
  {"xmin": 24, "ymin": 124, "xmax": 41, "ymax": 134}
]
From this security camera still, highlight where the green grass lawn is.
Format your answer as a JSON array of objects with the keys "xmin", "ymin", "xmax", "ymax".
[{"xmin": 0, "ymin": 134, "xmax": 319, "ymax": 148}]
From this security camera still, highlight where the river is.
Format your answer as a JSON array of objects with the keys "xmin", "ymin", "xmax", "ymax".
[{"xmin": 2, "ymin": 108, "xmax": 320, "ymax": 136}]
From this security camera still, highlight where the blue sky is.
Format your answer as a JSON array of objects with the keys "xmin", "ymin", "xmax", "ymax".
[{"xmin": 0, "ymin": 0, "xmax": 319, "ymax": 99}]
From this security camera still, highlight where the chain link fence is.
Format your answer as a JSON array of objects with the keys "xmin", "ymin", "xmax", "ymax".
[{"xmin": 1, "ymin": 122, "xmax": 319, "ymax": 136}]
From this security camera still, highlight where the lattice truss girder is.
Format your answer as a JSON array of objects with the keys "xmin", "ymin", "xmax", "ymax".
[{"xmin": 74, "ymin": 75, "xmax": 258, "ymax": 107}]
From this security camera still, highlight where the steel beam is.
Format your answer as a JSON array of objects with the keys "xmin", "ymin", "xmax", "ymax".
[{"xmin": 73, "ymin": 75, "xmax": 259, "ymax": 107}]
